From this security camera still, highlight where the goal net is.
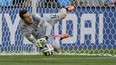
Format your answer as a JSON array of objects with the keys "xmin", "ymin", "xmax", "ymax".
[{"xmin": 0, "ymin": 0, "xmax": 116, "ymax": 56}]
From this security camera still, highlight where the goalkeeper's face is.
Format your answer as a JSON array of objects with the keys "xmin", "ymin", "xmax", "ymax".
[{"xmin": 23, "ymin": 12, "xmax": 33, "ymax": 25}]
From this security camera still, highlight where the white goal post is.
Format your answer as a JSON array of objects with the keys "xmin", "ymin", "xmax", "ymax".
[{"xmin": 0, "ymin": 0, "xmax": 116, "ymax": 56}]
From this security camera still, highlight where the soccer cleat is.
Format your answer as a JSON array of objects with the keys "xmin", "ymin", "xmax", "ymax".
[
  {"xmin": 54, "ymin": 34, "xmax": 69, "ymax": 39},
  {"xmin": 65, "ymin": 6, "xmax": 74, "ymax": 11},
  {"xmin": 61, "ymin": 34, "xmax": 69, "ymax": 39}
]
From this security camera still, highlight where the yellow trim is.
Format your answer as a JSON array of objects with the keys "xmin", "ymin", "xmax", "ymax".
[
  {"xmin": 37, "ymin": 38, "xmax": 47, "ymax": 47},
  {"xmin": 29, "ymin": 35, "xmax": 34, "ymax": 39}
]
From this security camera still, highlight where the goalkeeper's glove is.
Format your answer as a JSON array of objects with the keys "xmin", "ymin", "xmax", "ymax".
[{"xmin": 36, "ymin": 37, "xmax": 48, "ymax": 48}]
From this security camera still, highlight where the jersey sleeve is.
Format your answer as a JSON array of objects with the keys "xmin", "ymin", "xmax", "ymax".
[
  {"xmin": 20, "ymin": 27, "xmax": 39, "ymax": 47},
  {"xmin": 32, "ymin": 14, "xmax": 42, "ymax": 24}
]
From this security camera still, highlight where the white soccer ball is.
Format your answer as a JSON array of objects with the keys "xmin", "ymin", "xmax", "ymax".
[
  {"xmin": 43, "ymin": 50, "xmax": 54, "ymax": 56},
  {"xmin": 42, "ymin": 44, "xmax": 54, "ymax": 56}
]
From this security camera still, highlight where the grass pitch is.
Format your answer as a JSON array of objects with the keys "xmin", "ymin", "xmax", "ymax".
[{"xmin": 0, "ymin": 55, "xmax": 116, "ymax": 65}]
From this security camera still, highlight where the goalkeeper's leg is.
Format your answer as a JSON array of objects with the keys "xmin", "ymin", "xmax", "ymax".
[
  {"xmin": 48, "ymin": 34, "xmax": 69, "ymax": 52},
  {"xmin": 44, "ymin": 6, "xmax": 74, "ymax": 26}
]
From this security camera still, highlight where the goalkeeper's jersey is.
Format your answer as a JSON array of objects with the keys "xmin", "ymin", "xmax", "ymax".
[
  {"xmin": 20, "ymin": 13, "xmax": 62, "ymax": 39},
  {"xmin": 20, "ymin": 14, "xmax": 47, "ymax": 40},
  {"xmin": 20, "ymin": 11, "xmax": 63, "ymax": 47}
]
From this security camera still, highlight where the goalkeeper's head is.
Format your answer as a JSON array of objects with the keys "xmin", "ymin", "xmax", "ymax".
[{"xmin": 19, "ymin": 9, "xmax": 33, "ymax": 25}]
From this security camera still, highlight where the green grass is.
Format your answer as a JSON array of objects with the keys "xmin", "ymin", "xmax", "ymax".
[{"xmin": 0, "ymin": 55, "xmax": 116, "ymax": 65}]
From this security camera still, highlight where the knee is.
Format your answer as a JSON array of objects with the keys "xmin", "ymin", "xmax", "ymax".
[
  {"xmin": 53, "ymin": 46, "xmax": 60, "ymax": 52},
  {"xmin": 62, "ymin": 13, "xmax": 67, "ymax": 19}
]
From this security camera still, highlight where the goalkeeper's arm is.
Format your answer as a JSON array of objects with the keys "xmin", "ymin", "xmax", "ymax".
[{"xmin": 20, "ymin": 28, "xmax": 45, "ymax": 47}]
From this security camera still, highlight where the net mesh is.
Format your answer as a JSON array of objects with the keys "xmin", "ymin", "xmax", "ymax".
[{"xmin": 0, "ymin": 0, "xmax": 116, "ymax": 56}]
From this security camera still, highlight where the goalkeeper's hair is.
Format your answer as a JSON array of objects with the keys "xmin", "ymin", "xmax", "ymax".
[{"xmin": 19, "ymin": 9, "xmax": 28, "ymax": 19}]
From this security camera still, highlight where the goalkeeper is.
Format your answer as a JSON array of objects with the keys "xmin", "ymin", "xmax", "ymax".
[{"xmin": 19, "ymin": 6, "xmax": 74, "ymax": 53}]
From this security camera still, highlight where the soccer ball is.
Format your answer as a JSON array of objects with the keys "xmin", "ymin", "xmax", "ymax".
[
  {"xmin": 42, "ymin": 44, "xmax": 54, "ymax": 56},
  {"xmin": 43, "ymin": 50, "xmax": 54, "ymax": 56}
]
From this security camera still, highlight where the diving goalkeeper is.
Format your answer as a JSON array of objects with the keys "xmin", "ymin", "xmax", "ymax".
[{"xmin": 19, "ymin": 6, "xmax": 74, "ymax": 55}]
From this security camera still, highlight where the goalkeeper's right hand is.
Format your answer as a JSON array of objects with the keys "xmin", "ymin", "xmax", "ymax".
[{"xmin": 36, "ymin": 37, "xmax": 48, "ymax": 48}]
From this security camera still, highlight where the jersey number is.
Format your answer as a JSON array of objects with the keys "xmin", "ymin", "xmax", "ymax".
[{"xmin": 50, "ymin": 15, "xmax": 59, "ymax": 19}]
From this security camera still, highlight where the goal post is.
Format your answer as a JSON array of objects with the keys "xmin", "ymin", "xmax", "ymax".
[{"xmin": 0, "ymin": 0, "xmax": 116, "ymax": 56}]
